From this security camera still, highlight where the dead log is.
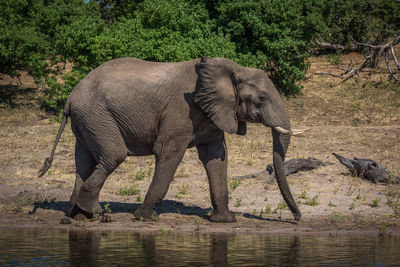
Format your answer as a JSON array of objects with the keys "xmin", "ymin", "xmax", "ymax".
[
  {"xmin": 231, "ymin": 157, "xmax": 332, "ymax": 184},
  {"xmin": 314, "ymin": 36, "xmax": 400, "ymax": 85},
  {"xmin": 333, "ymin": 153, "xmax": 400, "ymax": 184},
  {"xmin": 314, "ymin": 40, "xmax": 358, "ymax": 52}
]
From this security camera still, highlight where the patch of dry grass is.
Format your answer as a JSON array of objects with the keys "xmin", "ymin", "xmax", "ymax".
[{"xmin": 286, "ymin": 54, "xmax": 400, "ymax": 127}]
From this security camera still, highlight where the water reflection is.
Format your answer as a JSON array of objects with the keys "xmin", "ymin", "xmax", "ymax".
[{"xmin": 0, "ymin": 229, "xmax": 399, "ymax": 266}]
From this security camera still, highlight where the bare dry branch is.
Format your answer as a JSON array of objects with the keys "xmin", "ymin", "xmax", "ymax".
[
  {"xmin": 314, "ymin": 39, "xmax": 358, "ymax": 52},
  {"xmin": 314, "ymin": 72, "xmax": 344, "ymax": 79},
  {"xmin": 385, "ymin": 50, "xmax": 400, "ymax": 83},
  {"xmin": 391, "ymin": 45, "xmax": 400, "ymax": 70},
  {"xmin": 315, "ymin": 36, "xmax": 400, "ymax": 85}
]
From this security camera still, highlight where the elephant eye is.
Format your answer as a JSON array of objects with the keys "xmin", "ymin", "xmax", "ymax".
[
  {"xmin": 369, "ymin": 162, "xmax": 377, "ymax": 169},
  {"xmin": 257, "ymin": 96, "xmax": 265, "ymax": 104}
]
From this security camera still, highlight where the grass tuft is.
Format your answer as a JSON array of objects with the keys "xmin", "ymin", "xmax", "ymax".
[{"xmin": 117, "ymin": 185, "xmax": 140, "ymax": 196}]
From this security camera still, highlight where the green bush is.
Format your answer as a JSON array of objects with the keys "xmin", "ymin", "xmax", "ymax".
[
  {"xmin": 0, "ymin": 0, "xmax": 49, "ymax": 78},
  {"xmin": 319, "ymin": 0, "xmax": 400, "ymax": 45},
  {"xmin": 41, "ymin": 70, "xmax": 86, "ymax": 112},
  {"xmin": 216, "ymin": 0, "xmax": 326, "ymax": 95},
  {"xmin": 43, "ymin": 0, "xmax": 237, "ymax": 112}
]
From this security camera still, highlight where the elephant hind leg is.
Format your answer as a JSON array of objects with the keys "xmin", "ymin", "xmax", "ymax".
[
  {"xmin": 70, "ymin": 123, "xmax": 127, "ymax": 217},
  {"xmin": 68, "ymin": 140, "xmax": 96, "ymax": 216},
  {"xmin": 74, "ymin": 165, "xmax": 114, "ymax": 215}
]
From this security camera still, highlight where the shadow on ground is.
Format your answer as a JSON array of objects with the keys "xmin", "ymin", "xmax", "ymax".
[
  {"xmin": 30, "ymin": 200, "xmax": 212, "ymax": 219},
  {"xmin": 30, "ymin": 200, "xmax": 297, "ymax": 224}
]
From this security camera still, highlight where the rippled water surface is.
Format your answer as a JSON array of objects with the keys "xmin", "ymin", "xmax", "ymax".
[{"xmin": 0, "ymin": 229, "xmax": 399, "ymax": 266}]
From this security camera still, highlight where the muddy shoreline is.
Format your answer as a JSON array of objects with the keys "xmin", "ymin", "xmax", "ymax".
[{"xmin": 1, "ymin": 210, "xmax": 399, "ymax": 237}]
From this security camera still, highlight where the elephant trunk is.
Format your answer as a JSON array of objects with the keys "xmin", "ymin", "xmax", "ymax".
[
  {"xmin": 272, "ymin": 127, "xmax": 301, "ymax": 221},
  {"xmin": 260, "ymin": 101, "xmax": 301, "ymax": 221}
]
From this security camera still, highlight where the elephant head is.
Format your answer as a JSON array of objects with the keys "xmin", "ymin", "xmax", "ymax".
[{"xmin": 194, "ymin": 57, "xmax": 305, "ymax": 221}]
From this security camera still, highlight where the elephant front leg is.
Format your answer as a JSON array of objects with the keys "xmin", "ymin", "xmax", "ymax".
[
  {"xmin": 197, "ymin": 137, "xmax": 236, "ymax": 223},
  {"xmin": 134, "ymin": 139, "xmax": 187, "ymax": 220}
]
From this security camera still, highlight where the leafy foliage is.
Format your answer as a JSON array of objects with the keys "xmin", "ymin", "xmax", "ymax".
[
  {"xmin": 319, "ymin": 0, "xmax": 400, "ymax": 45},
  {"xmin": 0, "ymin": 0, "xmax": 49, "ymax": 78},
  {"xmin": 216, "ymin": 0, "xmax": 326, "ymax": 94},
  {"xmin": 1, "ymin": 0, "xmax": 399, "ymax": 112}
]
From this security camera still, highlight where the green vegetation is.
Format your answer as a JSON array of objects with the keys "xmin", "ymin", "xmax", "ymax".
[
  {"xmin": 103, "ymin": 202, "xmax": 112, "ymax": 213},
  {"xmin": 117, "ymin": 184, "xmax": 140, "ymax": 196},
  {"xmin": 175, "ymin": 183, "xmax": 190, "ymax": 199},
  {"xmin": 370, "ymin": 198, "xmax": 381, "ymax": 208},
  {"xmin": 2, "ymin": 0, "xmax": 399, "ymax": 112},
  {"xmin": 264, "ymin": 204, "xmax": 272, "ymax": 214},
  {"xmin": 305, "ymin": 195, "xmax": 319, "ymax": 206},
  {"xmin": 273, "ymin": 200, "xmax": 288, "ymax": 213},
  {"xmin": 387, "ymin": 183, "xmax": 400, "ymax": 218},
  {"xmin": 228, "ymin": 179, "xmax": 242, "ymax": 192},
  {"xmin": 134, "ymin": 170, "xmax": 146, "ymax": 181},
  {"xmin": 297, "ymin": 191, "xmax": 319, "ymax": 206},
  {"xmin": 328, "ymin": 201, "xmax": 336, "ymax": 207},
  {"xmin": 298, "ymin": 191, "xmax": 307, "ymax": 199},
  {"xmin": 234, "ymin": 198, "xmax": 242, "ymax": 207}
]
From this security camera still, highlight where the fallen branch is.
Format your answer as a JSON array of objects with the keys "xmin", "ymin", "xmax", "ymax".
[
  {"xmin": 385, "ymin": 48, "xmax": 400, "ymax": 83},
  {"xmin": 314, "ymin": 40, "xmax": 358, "ymax": 52},
  {"xmin": 391, "ymin": 45, "xmax": 400, "ymax": 70},
  {"xmin": 314, "ymin": 36, "xmax": 400, "ymax": 85},
  {"xmin": 314, "ymin": 72, "xmax": 344, "ymax": 79}
]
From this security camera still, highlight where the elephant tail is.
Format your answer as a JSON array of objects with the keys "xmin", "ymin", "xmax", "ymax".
[{"xmin": 38, "ymin": 104, "xmax": 70, "ymax": 177}]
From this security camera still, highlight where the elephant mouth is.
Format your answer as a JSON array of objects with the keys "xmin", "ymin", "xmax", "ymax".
[{"xmin": 273, "ymin": 126, "xmax": 309, "ymax": 136}]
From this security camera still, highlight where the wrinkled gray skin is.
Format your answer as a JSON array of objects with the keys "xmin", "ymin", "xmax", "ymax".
[
  {"xmin": 333, "ymin": 153, "xmax": 399, "ymax": 184},
  {"xmin": 39, "ymin": 57, "xmax": 301, "ymax": 222}
]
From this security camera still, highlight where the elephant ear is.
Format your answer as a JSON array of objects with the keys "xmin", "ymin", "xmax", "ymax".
[{"xmin": 194, "ymin": 57, "xmax": 240, "ymax": 134}]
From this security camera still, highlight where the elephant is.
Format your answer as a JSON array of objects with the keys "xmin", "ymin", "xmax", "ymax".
[{"xmin": 38, "ymin": 56, "xmax": 306, "ymax": 222}]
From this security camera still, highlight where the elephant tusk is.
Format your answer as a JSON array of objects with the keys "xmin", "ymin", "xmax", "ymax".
[{"xmin": 273, "ymin": 126, "xmax": 309, "ymax": 136}]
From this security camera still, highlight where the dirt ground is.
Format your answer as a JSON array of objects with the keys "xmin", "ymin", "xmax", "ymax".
[{"xmin": 1, "ymin": 54, "xmax": 399, "ymax": 236}]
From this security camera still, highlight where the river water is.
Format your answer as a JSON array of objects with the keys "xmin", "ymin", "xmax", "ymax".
[{"xmin": 0, "ymin": 229, "xmax": 399, "ymax": 266}]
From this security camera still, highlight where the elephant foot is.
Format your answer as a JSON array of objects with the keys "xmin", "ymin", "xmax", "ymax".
[
  {"xmin": 69, "ymin": 205, "xmax": 94, "ymax": 220},
  {"xmin": 69, "ymin": 202, "xmax": 102, "ymax": 220},
  {"xmin": 293, "ymin": 211, "xmax": 302, "ymax": 222},
  {"xmin": 133, "ymin": 205, "xmax": 159, "ymax": 221},
  {"xmin": 73, "ymin": 191, "xmax": 102, "ymax": 215},
  {"xmin": 209, "ymin": 210, "xmax": 236, "ymax": 223}
]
